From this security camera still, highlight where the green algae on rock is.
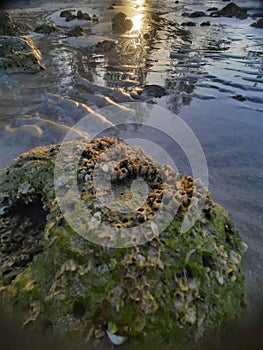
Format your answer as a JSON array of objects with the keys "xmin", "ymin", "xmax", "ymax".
[
  {"xmin": 0, "ymin": 137, "xmax": 246, "ymax": 349},
  {"xmin": 0, "ymin": 35, "xmax": 45, "ymax": 74}
]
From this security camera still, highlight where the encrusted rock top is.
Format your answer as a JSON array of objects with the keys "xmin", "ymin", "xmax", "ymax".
[
  {"xmin": 0, "ymin": 11, "xmax": 32, "ymax": 36},
  {"xmin": 0, "ymin": 137, "xmax": 246, "ymax": 348},
  {"xmin": 0, "ymin": 35, "xmax": 45, "ymax": 74}
]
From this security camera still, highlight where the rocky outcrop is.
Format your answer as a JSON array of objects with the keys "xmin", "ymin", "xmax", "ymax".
[
  {"xmin": 0, "ymin": 11, "xmax": 44, "ymax": 74},
  {"xmin": 0, "ymin": 36, "xmax": 45, "ymax": 73},
  {"xmin": 0, "ymin": 137, "xmax": 246, "ymax": 348},
  {"xmin": 0, "ymin": 11, "xmax": 32, "ymax": 36},
  {"xmin": 210, "ymin": 2, "xmax": 248, "ymax": 20}
]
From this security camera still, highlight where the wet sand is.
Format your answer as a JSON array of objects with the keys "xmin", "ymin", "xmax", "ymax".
[{"xmin": 0, "ymin": 0, "xmax": 263, "ymax": 322}]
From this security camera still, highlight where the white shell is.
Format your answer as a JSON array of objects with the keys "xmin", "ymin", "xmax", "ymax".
[
  {"xmin": 106, "ymin": 330, "xmax": 128, "ymax": 345},
  {"xmin": 242, "ymin": 241, "xmax": 248, "ymax": 253},
  {"xmin": 151, "ymin": 221, "xmax": 159, "ymax": 236}
]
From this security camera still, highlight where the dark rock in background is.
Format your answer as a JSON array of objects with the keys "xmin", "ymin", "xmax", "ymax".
[
  {"xmin": 250, "ymin": 18, "xmax": 263, "ymax": 28},
  {"xmin": 210, "ymin": 2, "xmax": 248, "ymax": 19}
]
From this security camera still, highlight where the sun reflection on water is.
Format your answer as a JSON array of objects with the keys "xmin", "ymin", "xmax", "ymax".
[{"xmin": 132, "ymin": 13, "xmax": 144, "ymax": 33}]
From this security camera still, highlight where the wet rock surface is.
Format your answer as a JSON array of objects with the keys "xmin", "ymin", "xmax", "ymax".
[
  {"xmin": 0, "ymin": 10, "xmax": 32, "ymax": 36},
  {"xmin": 0, "ymin": 36, "xmax": 45, "ymax": 74},
  {"xmin": 0, "ymin": 137, "xmax": 245, "ymax": 348}
]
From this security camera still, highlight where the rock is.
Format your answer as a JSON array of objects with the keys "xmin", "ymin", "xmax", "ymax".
[
  {"xmin": 96, "ymin": 39, "xmax": 116, "ymax": 52},
  {"xmin": 0, "ymin": 10, "xmax": 32, "ymax": 36},
  {"xmin": 250, "ymin": 18, "xmax": 263, "ymax": 28},
  {"xmin": 112, "ymin": 12, "xmax": 133, "ymax": 33},
  {"xmin": 34, "ymin": 21, "xmax": 56, "ymax": 34},
  {"xmin": 140, "ymin": 84, "xmax": 168, "ymax": 98},
  {"xmin": 181, "ymin": 21, "xmax": 196, "ymax": 27},
  {"xmin": 0, "ymin": 36, "xmax": 45, "ymax": 74},
  {"xmin": 0, "ymin": 137, "xmax": 246, "ymax": 348},
  {"xmin": 60, "ymin": 10, "xmax": 74, "ymax": 18},
  {"xmin": 200, "ymin": 21, "xmax": 211, "ymax": 27},
  {"xmin": 211, "ymin": 2, "xmax": 248, "ymax": 20},
  {"xmin": 232, "ymin": 94, "xmax": 246, "ymax": 102},
  {"xmin": 188, "ymin": 11, "xmax": 207, "ymax": 18},
  {"xmin": 67, "ymin": 25, "xmax": 83, "ymax": 37},
  {"xmin": 76, "ymin": 10, "xmax": 91, "ymax": 21},
  {"xmin": 207, "ymin": 7, "xmax": 218, "ymax": 12},
  {"xmin": 60, "ymin": 10, "xmax": 77, "ymax": 22},
  {"xmin": 65, "ymin": 14, "xmax": 77, "ymax": 22},
  {"xmin": 91, "ymin": 14, "xmax": 99, "ymax": 23}
]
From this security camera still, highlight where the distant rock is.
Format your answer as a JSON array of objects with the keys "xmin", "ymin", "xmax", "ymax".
[
  {"xmin": 200, "ymin": 21, "xmax": 211, "ymax": 27},
  {"xmin": 34, "ymin": 21, "xmax": 56, "ymax": 34},
  {"xmin": 181, "ymin": 21, "xmax": 196, "ymax": 27},
  {"xmin": 232, "ymin": 94, "xmax": 246, "ymax": 102},
  {"xmin": 77, "ymin": 10, "xmax": 91, "ymax": 21},
  {"xmin": 0, "ymin": 36, "xmax": 45, "ymax": 74},
  {"xmin": 250, "ymin": 18, "xmax": 263, "ymax": 28},
  {"xmin": 60, "ymin": 10, "xmax": 77, "ymax": 22},
  {"xmin": 189, "ymin": 11, "xmax": 207, "ymax": 18},
  {"xmin": 207, "ymin": 7, "xmax": 218, "ymax": 12},
  {"xmin": 210, "ymin": 2, "xmax": 248, "ymax": 20},
  {"xmin": 67, "ymin": 25, "xmax": 84, "ymax": 37},
  {"xmin": 91, "ymin": 14, "xmax": 99, "ymax": 23},
  {"xmin": 96, "ymin": 40, "xmax": 116, "ymax": 52},
  {"xmin": 0, "ymin": 11, "xmax": 32, "ymax": 36},
  {"xmin": 112, "ymin": 12, "xmax": 133, "ymax": 33}
]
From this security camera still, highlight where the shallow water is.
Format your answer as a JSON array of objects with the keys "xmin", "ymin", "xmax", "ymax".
[{"xmin": 0, "ymin": 0, "xmax": 263, "ymax": 313}]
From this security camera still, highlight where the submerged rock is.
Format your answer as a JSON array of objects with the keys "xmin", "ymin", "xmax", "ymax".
[
  {"xmin": 0, "ymin": 11, "xmax": 32, "ymax": 36},
  {"xmin": 210, "ymin": 2, "xmax": 248, "ymax": 20},
  {"xmin": 112, "ymin": 12, "xmax": 133, "ymax": 33},
  {"xmin": 250, "ymin": 18, "xmax": 263, "ymax": 28},
  {"xmin": 0, "ymin": 36, "xmax": 45, "ymax": 73},
  {"xmin": 0, "ymin": 138, "xmax": 246, "ymax": 348}
]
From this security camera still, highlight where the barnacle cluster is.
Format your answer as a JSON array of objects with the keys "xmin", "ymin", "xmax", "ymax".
[{"xmin": 0, "ymin": 137, "xmax": 245, "ymax": 349}]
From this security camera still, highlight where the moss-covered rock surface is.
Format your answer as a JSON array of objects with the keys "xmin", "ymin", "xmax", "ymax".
[{"xmin": 0, "ymin": 137, "xmax": 246, "ymax": 349}]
